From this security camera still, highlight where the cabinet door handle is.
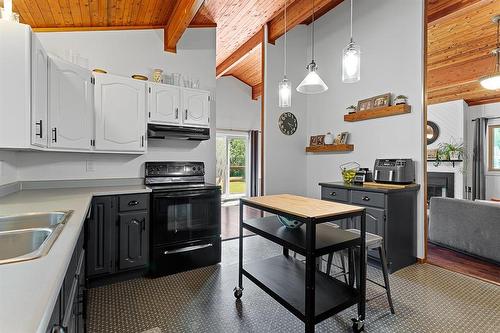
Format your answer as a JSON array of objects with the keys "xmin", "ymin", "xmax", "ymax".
[
  {"xmin": 184, "ymin": 109, "xmax": 188, "ymax": 120},
  {"xmin": 128, "ymin": 200, "xmax": 139, "ymax": 206},
  {"xmin": 362, "ymin": 196, "xmax": 370, "ymax": 201},
  {"xmin": 52, "ymin": 127, "xmax": 57, "ymax": 143},
  {"xmin": 330, "ymin": 191, "xmax": 336, "ymax": 196},
  {"xmin": 175, "ymin": 108, "xmax": 179, "ymax": 119},
  {"xmin": 141, "ymin": 135, "xmax": 144, "ymax": 147},
  {"xmin": 35, "ymin": 120, "xmax": 43, "ymax": 138}
]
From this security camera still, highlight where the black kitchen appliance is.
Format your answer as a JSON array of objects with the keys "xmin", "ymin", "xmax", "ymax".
[
  {"xmin": 148, "ymin": 124, "xmax": 210, "ymax": 141},
  {"xmin": 374, "ymin": 159, "xmax": 415, "ymax": 184},
  {"xmin": 353, "ymin": 168, "xmax": 373, "ymax": 185},
  {"xmin": 145, "ymin": 161, "xmax": 221, "ymax": 278}
]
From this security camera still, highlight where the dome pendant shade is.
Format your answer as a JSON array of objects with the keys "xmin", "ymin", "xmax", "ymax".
[
  {"xmin": 279, "ymin": 77, "xmax": 292, "ymax": 107},
  {"xmin": 297, "ymin": 62, "xmax": 328, "ymax": 94},
  {"xmin": 342, "ymin": 41, "xmax": 360, "ymax": 83},
  {"xmin": 479, "ymin": 73, "xmax": 500, "ymax": 90}
]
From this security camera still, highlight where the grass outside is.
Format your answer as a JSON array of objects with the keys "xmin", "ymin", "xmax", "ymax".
[{"xmin": 229, "ymin": 181, "xmax": 246, "ymax": 194}]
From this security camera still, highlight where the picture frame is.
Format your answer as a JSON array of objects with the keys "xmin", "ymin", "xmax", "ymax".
[
  {"xmin": 357, "ymin": 98, "xmax": 373, "ymax": 112},
  {"xmin": 427, "ymin": 149, "xmax": 438, "ymax": 160},
  {"xmin": 334, "ymin": 133, "xmax": 343, "ymax": 145},
  {"xmin": 372, "ymin": 93, "xmax": 391, "ymax": 109},
  {"xmin": 310, "ymin": 135, "xmax": 318, "ymax": 146},
  {"xmin": 340, "ymin": 132, "xmax": 349, "ymax": 144},
  {"xmin": 316, "ymin": 135, "xmax": 325, "ymax": 146}
]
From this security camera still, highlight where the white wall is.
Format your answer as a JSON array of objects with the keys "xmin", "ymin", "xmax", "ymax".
[
  {"xmin": 264, "ymin": 26, "xmax": 309, "ymax": 196},
  {"xmin": 0, "ymin": 152, "xmax": 17, "ymax": 186},
  {"xmin": 14, "ymin": 28, "xmax": 217, "ymax": 183},
  {"xmin": 216, "ymin": 76, "xmax": 260, "ymax": 131},
  {"xmin": 427, "ymin": 100, "xmax": 466, "ymax": 199},
  {"xmin": 466, "ymin": 102, "xmax": 500, "ymax": 199}
]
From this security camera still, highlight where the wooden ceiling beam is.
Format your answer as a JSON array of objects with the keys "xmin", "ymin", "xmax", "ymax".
[
  {"xmin": 268, "ymin": 0, "xmax": 344, "ymax": 44},
  {"xmin": 216, "ymin": 30, "xmax": 263, "ymax": 78},
  {"xmin": 164, "ymin": 0, "xmax": 205, "ymax": 53}
]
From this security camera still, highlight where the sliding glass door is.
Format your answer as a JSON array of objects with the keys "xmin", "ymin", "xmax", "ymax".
[{"xmin": 216, "ymin": 132, "xmax": 249, "ymax": 200}]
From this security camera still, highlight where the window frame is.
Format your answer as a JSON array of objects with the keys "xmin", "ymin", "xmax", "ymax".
[{"xmin": 488, "ymin": 124, "xmax": 500, "ymax": 172}]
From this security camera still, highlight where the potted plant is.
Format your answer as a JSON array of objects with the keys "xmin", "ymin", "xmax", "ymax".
[
  {"xmin": 438, "ymin": 142, "xmax": 464, "ymax": 161},
  {"xmin": 394, "ymin": 95, "xmax": 408, "ymax": 105},
  {"xmin": 346, "ymin": 105, "xmax": 357, "ymax": 114}
]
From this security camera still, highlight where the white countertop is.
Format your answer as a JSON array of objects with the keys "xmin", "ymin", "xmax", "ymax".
[{"xmin": 0, "ymin": 185, "xmax": 151, "ymax": 333}]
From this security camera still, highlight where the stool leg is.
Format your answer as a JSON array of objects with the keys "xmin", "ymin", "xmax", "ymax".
[
  {"xmin": 379, "ymin": 244, "xmax": 395, "ymax": 314},
  {"xmin": 326, "ymin": 253, "xmax": 333, "ymax": 276},
  {"xmin": 339, "ymin": 250, "xmax": 348, "ymax": 284}
]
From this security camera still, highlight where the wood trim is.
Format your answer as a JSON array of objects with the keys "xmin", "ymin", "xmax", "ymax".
[
  {"xmin": 488, "ymin": 125, "xmax": 500, "ymax": 171},
  {"xmin": 164, "ymin": 0, "xmax": 205, "ymax": 53},
  {"xmin": 252, "ymin": 83, "xmax": 263, "ymax": 101},
  {"xmin": 305, "ymin": 144, "xmax": 354, "ymax": 153},
  {"xmin": 466, "ymin": 97, "xmax": 500, "ymax": 106},
  {"xmin": 216, "ymin": 30, "xmax": 264, "ymax": 78},
  {"xmin": 423, "ymin": 0, "xmax": 429, "ymax": 262},
  {"xmin": 260, "ymin": 26, "xmax": 266, "ymax": 195},
  {"xmin": 188, "ymin": 23, "xmax": 217, "ymax": 28},
  {"xmin": 344, "ymin": 105, "xmax": 411, "ymax": 122},
  {"xmin": 417, "ymin": 258, "xmax": 426, "ymax": 264},
  {"xmin": 33, "ymin": 25, "xmax": 166, "ymax": 32}
]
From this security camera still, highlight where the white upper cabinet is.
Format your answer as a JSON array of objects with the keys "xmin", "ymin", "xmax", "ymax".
[
  {"xmin": 31, "ymin": 34, "xmax": 48, "ymax": 147},
  {"xmin": 48, "ymin": 57, "xmax": 93, "ymax": 150},
  {"xmin": 181, "ymin": 88, "xmax": 210, "ymax": 127},
  {"xmin": 94, "ymin": 73, "xmax": 146, "ymax": 152},
  {"xmin": 148, "ymin": 82, "xmax": 181, "ymax": 125}
]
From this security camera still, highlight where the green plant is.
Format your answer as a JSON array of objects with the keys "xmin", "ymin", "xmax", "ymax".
[
  {"xmin": 395, "ymin": 95, "xmax": 408, "ymax": 99},
  {"xmin": 347, "ymin": 105, "xmax": 356, "ymax": 109},
  {"xmin": 437, "ymin": 141, "xmax": 464, "ymax": 161}
]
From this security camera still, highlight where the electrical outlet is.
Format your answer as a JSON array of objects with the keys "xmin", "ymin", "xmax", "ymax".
[{"xmin": 86, "ymin": 160, "xmax": 95, "ymax": 172}]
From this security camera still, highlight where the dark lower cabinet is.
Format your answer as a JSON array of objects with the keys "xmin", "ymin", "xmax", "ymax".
[
  {"xmin": 46, "ymin": 225, "xmax": 86, "ymax": 333},
  {"xmin": 118, "ymin": 211, "xmax": 148, "ymax": 270},
  {"xmin": 86, "ymin": 193, "xmax": 149, "ymax": 285}
]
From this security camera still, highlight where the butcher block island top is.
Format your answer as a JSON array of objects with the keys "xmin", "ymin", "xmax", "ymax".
[{"xmin": 241, "ymin": 194, "xmax": 365, "ymax": 219}]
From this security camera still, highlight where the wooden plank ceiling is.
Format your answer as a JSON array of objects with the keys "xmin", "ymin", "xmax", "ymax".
[{"xmin": 427, "ymin": 0, "xmax": 500, "ymax": 106}]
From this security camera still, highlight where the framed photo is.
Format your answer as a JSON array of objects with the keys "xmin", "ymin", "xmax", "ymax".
[
  {"xmin": 427, "ymin": 149, "xmax": 438, "ymax": 160},
  {"xmin": 334, "ymin": 133, "xmax": 343, "ymax": 145},
  {"xmin": 372, "ymin": 93, "xmax": 391, "ymax": 109},
  {"xmin": 357, "ymin": 98, "xmax": 373, "ymax": 112},
  {"xmin": 340, "ymin": 132, "xmax": 349, "ymax": 144},
  {"xmin": 316, "ymin": 135, "xmax": 325, "ymax": 146},
  {"xmin": 310, "ymin": 136, "xmax": 318, "ymax": 146}
]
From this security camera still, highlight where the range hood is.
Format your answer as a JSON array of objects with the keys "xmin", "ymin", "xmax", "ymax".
[{"xmin": 148, "ymin": 124, "xmax": 210, "ymax": 141}]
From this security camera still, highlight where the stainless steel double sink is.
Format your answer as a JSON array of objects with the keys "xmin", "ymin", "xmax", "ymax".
[{"xmin": 0, "ymin": 211, "xmax": 73, "ymax": 264}]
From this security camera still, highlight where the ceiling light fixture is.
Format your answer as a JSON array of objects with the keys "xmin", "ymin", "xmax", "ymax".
[
  {"xmin": 342, "ymin": 0, "xmax": 360, "ymax": 83},
  {"xmin": 297, "ymin": 0, "xmax": 328, "ymax": 94},
  {"xmin": 0, "ymin": 0, "xmax": 20, "ymax": 22},
  {"xmin": 279, "ymin": 0, "xmax": 292, "ymax": 107},
  {"xmin": 479, "ymin": 15, "xmax": 500, "ymax": 90}
]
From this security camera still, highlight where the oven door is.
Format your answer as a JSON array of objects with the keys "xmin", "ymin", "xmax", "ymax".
[{"xmin": 151, "ymin": 188, "xmax": 221, "ymax": 245}]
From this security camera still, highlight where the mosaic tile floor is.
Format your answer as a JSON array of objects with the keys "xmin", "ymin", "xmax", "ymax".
[{"xmin": 88, "ymin": 237, "xmax": 500, "ymax": 333}]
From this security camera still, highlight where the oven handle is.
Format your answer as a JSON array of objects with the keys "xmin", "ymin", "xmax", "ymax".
[
  {"xmin": 153, "ymin": 191, "xmax": 217, "ymax": 199},
  {"xmin": 163, "ymin": 243, "xmax": 213, "ymax": 255}
]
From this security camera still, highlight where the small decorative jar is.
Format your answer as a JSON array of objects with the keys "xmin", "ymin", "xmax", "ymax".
[
  {"xmin": 394, "ymin": 95, "xmax": 408, "ymax": 105},
  {"xmin": 324, "ymin": 132, "xmax": 334, "ymax": 145},
  {"xmin": 346, "ymin": 105, "xmax": 357, "ymax": 114},
  {"xmin": 152, "ymin": 69, "xmax": 163, "ymax": 83}
]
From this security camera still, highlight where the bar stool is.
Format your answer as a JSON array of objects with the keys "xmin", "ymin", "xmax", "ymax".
[{"xmin": 326, "ymin": 229, "xmax": 395, "ymax": 314}]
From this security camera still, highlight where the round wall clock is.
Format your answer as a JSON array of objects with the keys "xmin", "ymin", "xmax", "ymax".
[{"xmin": 278, "ymin": 112, "xmax": 298, "ymax": 135}]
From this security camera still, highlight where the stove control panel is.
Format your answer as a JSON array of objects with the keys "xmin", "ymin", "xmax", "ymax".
[{"xmin": 145, "ymin": 162, "xmax": 205, "ymax": 177}]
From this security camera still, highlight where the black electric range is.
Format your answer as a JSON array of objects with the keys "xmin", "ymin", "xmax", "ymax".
[{"xmin": 145, "ymin": 161, "xmax": 221, "ymax": 277}]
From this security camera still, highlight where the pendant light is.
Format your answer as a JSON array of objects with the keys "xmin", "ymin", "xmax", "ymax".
[
  {"xmin": 342, "ymin": 0, "xmax": 360, "ymax": 83},
  {"xmin": 279, "ymin": 0, "xmax": 292, "ymax": 107},
  {"xmin": 479, "ymin": 15, "xmax": 500, "ymax": 90},
  {"xmin": 297, "ymin": 0, "xmax": 328, "ymax": 94}
]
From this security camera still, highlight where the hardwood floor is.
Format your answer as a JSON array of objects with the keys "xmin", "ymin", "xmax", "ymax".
[
  {"xmin": 427, "ymin": 243, "xmax": 500, "ymax": 285},
  {"xmin": 221, "ymin": 204, "xmax": 260, "ymax": 240}
]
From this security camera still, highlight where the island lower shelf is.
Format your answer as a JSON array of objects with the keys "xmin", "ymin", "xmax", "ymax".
[
  {"xmin": 243, "ymin": 216, "xmax": 361, "ymax": 256},
  {"xmin": 243, "ymin": 255, "xmax": 359, "ymax": 323}
]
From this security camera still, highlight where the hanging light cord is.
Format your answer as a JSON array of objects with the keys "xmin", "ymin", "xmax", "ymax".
[
  {"xmin": 350, "ymin": 0, "xmax": 353, "ymax": 43},
  {"xmin": 284, "ymin": 0, "xmax": 287, "ymax": 77},
  {"xmin": 311, "ymin": 0, "xmax": 315, "ymax": 62}
]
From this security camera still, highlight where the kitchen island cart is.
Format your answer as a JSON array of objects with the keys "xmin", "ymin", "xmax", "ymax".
[{"xmin": 234, "ymin": 194, "xmax": 367, "ymax": 333}]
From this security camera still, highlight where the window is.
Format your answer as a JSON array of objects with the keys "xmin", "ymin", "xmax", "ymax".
[{"xmin": 489, "ymin": 124, "xmax": 500, "ymax": 171}]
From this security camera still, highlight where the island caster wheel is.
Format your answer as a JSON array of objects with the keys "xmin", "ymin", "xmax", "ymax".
[
  {"xmin": 351, "ymin": 318, "xmax": 365, "ymax": 333},
  {"xmin": 234, "ymin": 287, "xmax": 243, "ymax": 299}
]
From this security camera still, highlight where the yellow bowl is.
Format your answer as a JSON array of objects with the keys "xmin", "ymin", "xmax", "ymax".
[{"xmin": 132, "ymin": 74, "xmax": 148, "ymax": 81}]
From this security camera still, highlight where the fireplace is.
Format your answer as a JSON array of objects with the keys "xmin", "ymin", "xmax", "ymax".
[{"xmin": 427, "ymin": 172, "xmax": 454, "ymax": 204}]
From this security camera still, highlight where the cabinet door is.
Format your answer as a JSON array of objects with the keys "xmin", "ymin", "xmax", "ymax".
[
  {"xmin": 181, "ymin": 89, "xmax": 210, "ymax": 127},
  {"xmin": 86, "ymin": 197, "xmax": 115, "ymax": 277},
  {"xmin": 31, "ymin": 35, "xmax": 48, "ymax": 147},
  {"xmin": 94, "ymin": 73, "xmax": 147, "ymax": 152},
  {"xmin": 118, "ymin": 211, "xmax": 148, "ymax": 270},
  {"xmin": 48, "ymin": 57, "xmax": 92, "ymax": 150},
  {"xmin": 148, "ymin": 83, "xmax": 181, "ymax": 125}
]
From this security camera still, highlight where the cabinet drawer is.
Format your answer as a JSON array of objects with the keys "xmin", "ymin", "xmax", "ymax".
[
  {"xmin": 119, "ymin": 194, "xmax": 149, "ymax": 212},
  {"xmin": 321, "ymin": 187, "xmax": 349, "ymax": 202},
  {"xmin": 351, "ymin": 190, "xmax": 385, "ymax": 208}
]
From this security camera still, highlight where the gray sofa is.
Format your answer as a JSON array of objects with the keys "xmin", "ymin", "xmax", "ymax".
[{"xmin": 429, "ymin": 197, "xmax": 500, "ymax": 264}]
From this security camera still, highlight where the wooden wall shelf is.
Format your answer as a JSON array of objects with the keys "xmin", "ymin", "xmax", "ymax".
[
  {"xmin": 305, "ymin": 144, "xmax": 354, "ymax": 153},
  {"xmin": 344, "ymin": 104, "xmax": 411, "ymax": 122}
]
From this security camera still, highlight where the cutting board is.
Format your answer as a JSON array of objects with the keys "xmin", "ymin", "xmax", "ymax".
[{"xmin": 362, "ymin": 182, "xmax": 409, "ymax": 189}]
